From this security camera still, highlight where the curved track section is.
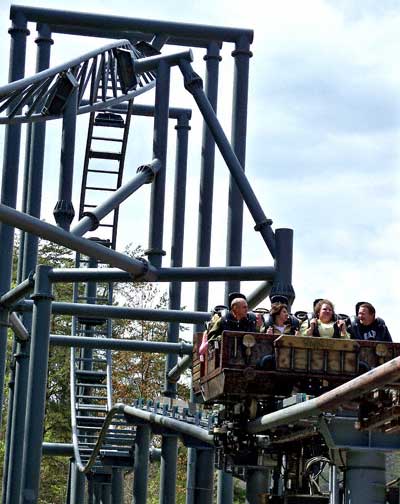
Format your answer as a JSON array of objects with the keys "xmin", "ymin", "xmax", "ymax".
[
  {"xmin": 70, "ymin": 401, "xmax": 213, "ymax": 474},
  {"xmin": 0, "ymin": 39, "xmax": 156, "ymax": 124}
]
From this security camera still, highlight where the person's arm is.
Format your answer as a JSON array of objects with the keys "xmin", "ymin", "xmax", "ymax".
[
  {"xmin": 337, "ymin": 319, "xmax": 350, "ymax": 339},
  {"xmin": 207, "ymin": 315, "xmax": 222, "ymax": 341},
  {"xmin": 299, "ymin": 319, "xmax": 314, "ymax": 336}
]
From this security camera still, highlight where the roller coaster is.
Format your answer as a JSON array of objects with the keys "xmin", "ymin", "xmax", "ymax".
[{"xmin": 0, "ymin": 5, "xmax": 398, "ymax": 504}]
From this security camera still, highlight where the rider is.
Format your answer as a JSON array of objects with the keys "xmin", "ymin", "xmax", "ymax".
[
  {"xmin": 300, "ymin": 299, "xmax": 349, "ymax": 338},
  {"xmin": 348, "ymin": 302, "xmax": 392, "ymax": 342},
  {"xmin": 207, "ymin": 292, "xmax": 260, "ymax": 342}
]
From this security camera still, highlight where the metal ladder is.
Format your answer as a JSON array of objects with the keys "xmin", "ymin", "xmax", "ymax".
[{"xmin": 71, "ymin": 44, "xmax": 157, "ymax": 476}]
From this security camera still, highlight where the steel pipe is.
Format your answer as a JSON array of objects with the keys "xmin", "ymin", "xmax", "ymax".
[
  {"xmin": 167, "ymin": 355, "xmax": 192, "ymax": 383},
  {"xmin": 248, "ymin": 354, "xmax": 400, "ymax": 433},
  {"xmin": 11, "ymin": 5, "xmax": 253, "ymax": 44},
  {"xmin": 42, "ymin": 443, "xmax": 74, "ymax": 456},
  {"xmin": 49, "ymin": 334, "xmax": 192, "ymax": 354},
  {"xmin": 123, "ymin": 405, "xmax": 213, "ymax": 445},
  {"xmin": 0, "ymin": 203, "xmax": 156, "ymax": 279},
  {"xmin": 0, "ymin": 275, "xmax": 34, "ymax": 308},
  {"xmin": 179, "ymin": 60, "xmax": 276, "ymax": 258},
  {"xmin": 71, "ymin": 159, "xmax": 161, "ymax": 236},
  {"xmin": 17, "ymin": 299, "xmax": 210, "ymax": 324},
  {"xmin": 134, "ymin": 50, "xmax": 193, "ymax": 73},
  {"xmin": 9, "ymin": 313, "xmax": 29, "ymax": 342},
  {"xmin": 47, "ymin": 265, "xmax": 275, "ymax": 283}
]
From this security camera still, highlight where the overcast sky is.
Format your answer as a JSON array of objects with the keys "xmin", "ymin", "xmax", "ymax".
[{"xmin": 0, "ymin": 0, "xmax": 399, "ymax": 334}]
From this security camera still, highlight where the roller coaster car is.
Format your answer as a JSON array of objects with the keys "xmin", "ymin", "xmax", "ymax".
[{"xmin": 192, "ymin": 332, "xmax": 400, "ymax": 404}]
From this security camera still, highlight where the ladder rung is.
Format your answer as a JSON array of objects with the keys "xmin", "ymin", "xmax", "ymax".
[
  {"xmin": 85, "ymin": 186, "xmax": 116, "ymax": 192},
  {"xmin": 91, "ymin": 136, "xmax": 123, "ymax": 143},
  {"xmin": 87, "ymin": 168, "xmax": 120, "ymax": 174},
  {"xmin": 89, "ymin": 150, "xmax": 122, "ymax": 161},
  {"xmin": 76, "ymin": 404, "xmax": 108, "ymax": 411},
  {"xmin": 76, "ymin": 382, "xmax": 107, "ymax": 389}
]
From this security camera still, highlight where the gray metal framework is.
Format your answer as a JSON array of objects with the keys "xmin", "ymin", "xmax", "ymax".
[{"xmin": 0, "ymin": 5, "xmax": 396, "ymax": 504}]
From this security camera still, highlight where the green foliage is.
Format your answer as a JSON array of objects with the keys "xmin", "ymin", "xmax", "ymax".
[{"xmin": 3, "ymin": 241, "xmax": 193, "ymax": 502}]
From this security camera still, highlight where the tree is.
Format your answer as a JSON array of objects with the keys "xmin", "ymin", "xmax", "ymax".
[{"xmin": 2, "ymin": 240, "xmax": 191, "ymax": 502}]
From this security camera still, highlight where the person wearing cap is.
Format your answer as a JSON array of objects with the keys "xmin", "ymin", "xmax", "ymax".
[
  {"xmin": 348, "ymin": 302, "xmax": 392, "ymax": 342},
  {"xmin": 300, "ymin": 299, "xmax": 349, "ymax": 338}
]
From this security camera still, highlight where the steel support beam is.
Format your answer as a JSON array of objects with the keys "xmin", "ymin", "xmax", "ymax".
[
  {"xmin": 10, "ymin": 5, "xmax": 253, "ymax": 45},
  {"xmin": 0, "ymin": 203, "xmax": 157, "ymax": 279},
  {"xmin": 111, "ymin": 469, "xmax": 123, "ymax": 504},
  {"xmin": 53, "ymin": 85, "xmax": 78, "ymax": 230},
  {"xmin": 146, "ymin": 60, "xmax": 170, "ymax": 267},
  {"xmin": 48, "ymin": 265, "xmax": 275, "ymax": 283},
  {"xmin": 164, "ymin": 108, "xmax": 190, "ymax": 397},
  {"xmin": 270, "ymin": 228, "xmax": 295, "ymax": 306},
  {"xmin": 0, "ymin": 8, "xmax": 29, "ymax": 428},
  {"xmin": 49, "ymin": 334, "xmax": 192, "ymax": 354},
  {"xmin": 133, "ymin": 424, "xmax": 151, "ymax": 504},
  {"xmin": 193, "ymin": 449, "xmax": 214, "ymax": 504},
  {"xmin": 71, "ymin": 159, "xmax": 161, "ymax": 237},
  {"xmin": 225, "ymin": 35, "xmax": 253, "ymax": 296},
  {"xmin": 179, "ymin": 60, "xmax": 276, "ymax": 259},
  {"xmin": 194, "ymin": 41, "xmax": 221, "ymax": 323},
  {"xmin": 17, "ymin": 299, "xmax": 210, "ymax": 325},
  {"xmin": 245, "ymin": 468, "xmax": 269, "ymax": 504},
  {"xmin": 160, "ymin": 435, "xmax": 178, "ymax": 504},
  {"xmin": 70, "ymin": 460, "xmax": 86, "ymax": 504},
  {"xmin": 19, "ymin": 265, "xmax": 53, "ymax": 504},
  {"xmin": 344, "ymin": 451, "xmax": 385, "ymax": 504}
]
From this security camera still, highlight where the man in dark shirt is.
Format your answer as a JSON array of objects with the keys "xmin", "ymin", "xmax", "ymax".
[
  {"xmin": 349, "ymin": 302, "xmax": 392, "ymax": 342},
  {"xmin": 207, "ymin": 293, "xmax": 259, "ymax": 342}
]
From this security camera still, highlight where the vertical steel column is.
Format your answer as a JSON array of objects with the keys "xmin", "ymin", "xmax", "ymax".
[
  {"xmin": 1, "ymin": 337, "xmax": 16, "ymax": 504},
  {"xmin": 5, "ymin": 337, "xmax": 30, "ymax": 504},
  {"xmin": 0, "ymin": 9, "xmax": 29, "ymax": 422},
  {"xmin": 17, "ymin": 121, "xmax": 32, "ymax": 283},
  {"xmin": 193, "ymin": 448, "xmax": 214, "ymax": 504},
  {"xmin": 88, "ymin": 478, "xmax": 94, "ymax": 504},
  {"xmin": 225, "ymin": 35, "xmax": 252, "ymax": 296},
  {"xmin": 329, "ymin": 464, "xmax": 340, "ymax": 504},
  {"xmin": 194, "ymin": 41, "xmax": 221, "ymax": 322},
  {"xmin": 19, "ymin": 265, "xmax": 53, "ymax": 504},
  {"xmin": 344, "ymin": 451, "xmax": 385, "ymax": 504},
  {"xmin": 101, "ymin": 484, "xmax": 112, "ymax": 504},
  {"xmin": 94, "ymin": 483, "xmax": 102, "ymax": 503},
  {"xmin": 111, "ymin": 468, "xmax": 123, "ymax": 504},
  {"xmin": 133, "ymin": 424, "xmax": 151, "ymax": 504},
  {"xmin": 245, "ymin": 468, "xmax": 269, "ymax": 504},
  {"xmin": 217, "ymin": 471, "xmax": 233, "ymax": 504},
  {"xmin": 5, "ymin": 25, "xmax": 54, "ymax": 504},
  {"xmin": 159, "ymin": 435, "xmax": 178, "ymax": 504},
  {"xmin": 70, "ymin": 461, "xmax": 86, "ymax": 504},
  {"xmin": 22, "ymin": 23, "xmax": 53, "ymax": 276},
  {"xmin": 53, "ymin": 85, "xmax": 78, "ymax": 230},
  {"xmin": 164, "ymin": 112, "xmax": 190, "ymax": 398},
  {"xmin": 188, "ymin": 43, "xmax": 220, "ymax": 504},
  {"xmin": 270, "ymin": 228, "xmax": 295, "ymax": 306},
  {"xmin": 146, "ymin": 61, "xmax": 170, "ymax": 267}
]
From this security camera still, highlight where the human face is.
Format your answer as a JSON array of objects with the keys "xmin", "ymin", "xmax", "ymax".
[
  {"xmin": 318, "ymin": 303, "xmax": 334, "ymax": 323},
  {"xmin": 276, "ymin": 307, "xmax": 289, "ymax": 326},
  {"xmin": 232, "ymin": 300, "xmax": 248, "ymax": 320},
  {"xmin": 358, "ymin": 307, "xmax": 374, "ymax": 326}
]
